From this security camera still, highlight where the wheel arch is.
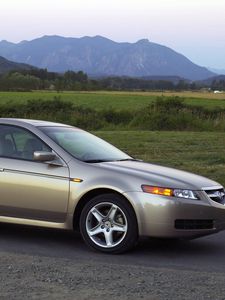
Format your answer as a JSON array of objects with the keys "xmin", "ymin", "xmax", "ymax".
[{"xmin": 73, "ymin": 188, "xmax": 138, "ymax": 231}]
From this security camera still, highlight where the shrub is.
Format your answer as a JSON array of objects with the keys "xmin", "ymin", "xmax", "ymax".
[{"xmin": 1, "ymin": 96, "xmax": 225, "ymax": 131}]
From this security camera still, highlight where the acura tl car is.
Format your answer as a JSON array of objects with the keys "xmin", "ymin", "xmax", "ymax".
[{"xmin": 0, "ymin": 118, "xmax": 225, "ymax": 253}]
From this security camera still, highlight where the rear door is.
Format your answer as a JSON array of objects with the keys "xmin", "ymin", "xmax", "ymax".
[{"xmin": 0, "ymin": 125, "xmax": 70, "ymax": 222}]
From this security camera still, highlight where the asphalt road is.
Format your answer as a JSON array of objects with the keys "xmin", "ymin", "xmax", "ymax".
[{"xmin": 1, "ymin": 223, "xmax": 225, "ymax": 299}]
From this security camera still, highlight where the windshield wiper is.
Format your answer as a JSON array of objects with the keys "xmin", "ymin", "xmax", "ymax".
[
  {"xmin": 84, "ymin": 158, "xmax": 142, "ymax": 163},
  {"xmin": 115, "ymin": 158, "xmax": 142, "ymax": 162},
  {"xmin": 84, "ymin": 159, "xmax": 109, "ymax": 163}
]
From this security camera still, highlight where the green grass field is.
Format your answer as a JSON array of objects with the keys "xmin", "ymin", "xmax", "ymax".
[
  {"xmin": 95, "ymin": 131, "xmax": 225, "ymax": 187},
  {"xmin": 0, "ymin": 90, "xmax": 225, "ymax": 110}
]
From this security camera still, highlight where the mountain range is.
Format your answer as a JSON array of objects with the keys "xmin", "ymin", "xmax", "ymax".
[
  {"xmin": 0, "ymin": 35, "xmax": 215, "ymax": 80},
  {"xmin": 208, "ymin": 67, "xmax": 225, "ymax": 75},
  {"xmin": 201, "ymin": 74, "xmax": 225, "ymax": 85}
]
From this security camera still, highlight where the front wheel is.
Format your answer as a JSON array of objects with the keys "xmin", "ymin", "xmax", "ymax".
[{"xmin": 79, "ymin": 193, "xmax": 138, "ymax": 253}]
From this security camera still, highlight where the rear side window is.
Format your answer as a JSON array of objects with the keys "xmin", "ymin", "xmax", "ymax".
[{"xmin": 0, "ymin": 125, "xmax": 51, "ymax": 161}]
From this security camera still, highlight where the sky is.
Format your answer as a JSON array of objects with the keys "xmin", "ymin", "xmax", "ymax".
[{"xmin": 0, "ymin": 0, "xmax": 225, "ymax": 69}]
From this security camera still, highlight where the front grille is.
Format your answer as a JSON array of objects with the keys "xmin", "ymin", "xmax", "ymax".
[
  {"xmin": 204, "ymin": 188, "xmax": 225, "ymax": 205},
  {"xmin": 175, "ymin": 219, "xmax": 214, "ymax": 230}
]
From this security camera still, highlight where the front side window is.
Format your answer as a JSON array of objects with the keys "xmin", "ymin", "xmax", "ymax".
[{"xmin": 0, "ymin": 125, "xmax": 51, "ymax": 160}]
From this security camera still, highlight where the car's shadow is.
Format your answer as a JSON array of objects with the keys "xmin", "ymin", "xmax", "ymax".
[
  {"xmin": 0, "ymin": 223, "xmax": 86, "ymax": 255},
  {"xmin": 0, "ymin": 223, "xmax": 224, "ymax": 266}
]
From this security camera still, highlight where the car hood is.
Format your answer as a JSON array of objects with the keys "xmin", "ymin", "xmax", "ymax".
[{"xmin": 99, "ymin": 160, "xmax": 220, "ymax": 190}]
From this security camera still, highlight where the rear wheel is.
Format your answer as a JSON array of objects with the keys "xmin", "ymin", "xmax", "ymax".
[{"xmin": 79, "ymin": 193, "xmax": 138, "ymax": 253}]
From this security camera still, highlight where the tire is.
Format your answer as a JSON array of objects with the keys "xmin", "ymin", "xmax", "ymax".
[{"xmin": 79, "ymin": 193, "xmax": 138, "ymax": 254}]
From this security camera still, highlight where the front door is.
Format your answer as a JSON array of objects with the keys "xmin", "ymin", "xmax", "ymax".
[{"xmin": 0, "ymin": 125, "xmax": 70, "ymax": 222}]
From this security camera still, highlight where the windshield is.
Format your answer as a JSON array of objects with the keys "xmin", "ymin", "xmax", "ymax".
[{"xmin": 39, "ymin": 126, "xmax": 131, "ymax": 162}]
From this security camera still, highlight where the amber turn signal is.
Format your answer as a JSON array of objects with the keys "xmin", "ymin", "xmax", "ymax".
[{"xmin": 141, "ymin": 185, "xmax": 173, "ymax": 197}]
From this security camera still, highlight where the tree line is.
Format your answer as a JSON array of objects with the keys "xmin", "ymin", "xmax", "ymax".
[{"xmin": 0, "ymin": 68, "xmax": 224, "ymax": 91}]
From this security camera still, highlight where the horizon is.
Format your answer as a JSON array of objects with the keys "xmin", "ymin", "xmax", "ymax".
[{"xmin": 0, "ymin": 0, "xmax": 225, "ymax": 69}]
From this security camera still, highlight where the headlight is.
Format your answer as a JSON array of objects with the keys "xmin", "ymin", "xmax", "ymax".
[
  {"xmin": 173, "ymin": 189, "xmax": 199, "ymax": 200},
  {"xmin": 141, "ymin": 185, "xmax": 199, "ymax": 200}
]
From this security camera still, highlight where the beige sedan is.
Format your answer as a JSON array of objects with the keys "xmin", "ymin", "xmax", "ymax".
[{"xmin": 0, "ymin": 118, "xmax": 225, "ymax": 253}]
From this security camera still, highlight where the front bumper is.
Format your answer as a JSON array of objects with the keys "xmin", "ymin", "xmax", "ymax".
[{"xmin": 124, "ymin": 191, "xmax": 225, "ymax": 238}]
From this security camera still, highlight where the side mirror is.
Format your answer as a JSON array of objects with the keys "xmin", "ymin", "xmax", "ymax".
[{"xmin": 33, "ymin": 151, "xmax": 56, "ymax": 162}]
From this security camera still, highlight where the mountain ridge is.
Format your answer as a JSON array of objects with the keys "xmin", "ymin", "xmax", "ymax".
[
  {"xmin": 0, "ymin": 35, "xmax": 214, "ymax": 80},
  {"xmin": 0, "ymin": 56, "xmax": 34, "ymax": 74},
  {"xmin": 208, "ymin": 67, "xmax": 225, "ymax": 75}
]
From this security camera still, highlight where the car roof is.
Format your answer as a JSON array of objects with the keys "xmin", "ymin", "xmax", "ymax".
[{"xmin": 0, "ymin": 118, "xmax": 70, "ymax": 127}]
